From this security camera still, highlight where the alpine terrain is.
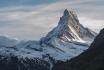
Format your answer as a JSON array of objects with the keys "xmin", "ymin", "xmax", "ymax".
[
  {"xmin": 0, "ymin": 9, "xmax": 96, "ymax": 70},
  {"xmin": 52, "ymin": 29, "xmax": 104, "ymax": 70}
]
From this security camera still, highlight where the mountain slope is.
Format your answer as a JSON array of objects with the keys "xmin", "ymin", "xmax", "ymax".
[{"xmin": 52, "ymin": 28, "xmax": 104, "ymax": 70}]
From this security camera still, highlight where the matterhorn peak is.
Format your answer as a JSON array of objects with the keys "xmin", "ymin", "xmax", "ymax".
[
  {"xmin": 40, "ymin": 9, "xmax": 96, "ymax": 46},
  {"xmin": 63, "ymin": 9, "xmax": 76, "ymax": 17},
  {"xmin": 64, "ymin": 9, "xmax": 69, "ymax": 16},
  {"xmin": 60, "ymin": 9, "xmax": 79, "ymax": 27}
]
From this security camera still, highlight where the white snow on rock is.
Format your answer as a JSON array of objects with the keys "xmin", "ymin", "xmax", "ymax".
[{"xmin": 0, "ymin": 36, "xmax": 19, "ymax": 47}]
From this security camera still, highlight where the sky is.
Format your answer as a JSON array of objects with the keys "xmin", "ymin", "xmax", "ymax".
[{"xmin": 0, "ymin": 0, "xmax": 104, "ymax": 40}]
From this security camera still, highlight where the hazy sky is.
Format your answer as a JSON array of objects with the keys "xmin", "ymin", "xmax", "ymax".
[{"xmin": 0, "ymin": 0, "xmax": 104, "ymax": 40}]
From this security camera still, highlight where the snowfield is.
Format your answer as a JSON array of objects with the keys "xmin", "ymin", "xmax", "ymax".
[{"xmin": 0, "ymin": 39, "xmax": 88, "ymax": 61}]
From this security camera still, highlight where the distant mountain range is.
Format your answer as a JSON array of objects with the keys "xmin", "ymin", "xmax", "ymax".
[
  {"xmin": 0, "ymin": 9, "xmax": 97, "ymax": 70},
  {"xmin": 0, "ymin": 36, "xmax": 18, "ymax": 47}
]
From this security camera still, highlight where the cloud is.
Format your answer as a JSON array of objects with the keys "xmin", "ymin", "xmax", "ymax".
[{"xmin": 0, "ymin": 0, "xmax": 104, "ymax": 40}]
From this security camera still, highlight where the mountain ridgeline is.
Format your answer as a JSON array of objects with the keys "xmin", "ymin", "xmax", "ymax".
[{"xmin": 0, "ymin": 9, "xmax": 97, "ymax": 70}]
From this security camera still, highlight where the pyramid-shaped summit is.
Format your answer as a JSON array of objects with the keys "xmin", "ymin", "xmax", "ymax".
[
  {"xmin": 58, "ymin": 9, "xmax": 81, "ymax": 38},
  {"xmin": 41, "ymin": 9, "xmax": 96, "ymax": 45},
  {"xmin": 64, "ymin": 9, "xmax": 69, "ymax": 16}
]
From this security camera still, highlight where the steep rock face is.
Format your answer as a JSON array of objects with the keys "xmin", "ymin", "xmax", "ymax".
[
  {"xmin": 52, "ymin": 29, "xmax": 104, "ymax": 70},
  {"xmin": 89, "ymin": 28, "xmax": 104, "ymax": 49},
  {"xmin": 41, "ymin": 9, "xmax": 96, "ymax": 46}
]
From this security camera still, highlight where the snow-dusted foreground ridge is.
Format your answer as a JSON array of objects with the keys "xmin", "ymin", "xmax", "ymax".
[{"xmin": 0, "ymin": 9, "xmax": 97, "ymax": 70}]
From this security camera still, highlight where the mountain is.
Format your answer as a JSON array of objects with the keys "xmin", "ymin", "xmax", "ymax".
[
  {"xmin": 52, "ymin": 28, "xmax": 104, "ymax": 70},
  {"xmin": 40, "ymin": 9, "xmax": 96, "ymax": 47},
  {"xmin": 0, "ymin": 36, "xmax": 18, "ymax": 47},
  {"xmin": 0, "ymin": 9, "xmax": 97, "ymax": 70}
]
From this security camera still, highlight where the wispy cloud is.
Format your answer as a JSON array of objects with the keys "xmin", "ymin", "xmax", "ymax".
[{"xmin": 0, "ymin": 0, "xmax": 103, "ymax": 40}]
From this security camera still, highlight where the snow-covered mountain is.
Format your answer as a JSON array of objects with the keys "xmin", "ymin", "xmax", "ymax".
[
  {"xmin": 0, "ymin": 9, "xmax": 97, "ymax": 70},
  {"xmin": 40, "ymin": 9, "xmax": 96, "ymax": 47},
  {"xmin": 0, "ymin": 36, "xmax": 18, "ymax": 47}
]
